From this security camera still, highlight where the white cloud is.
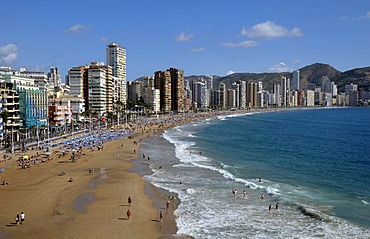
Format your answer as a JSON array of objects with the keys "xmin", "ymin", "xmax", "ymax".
[
  {"xmin": 0, "ymin": 43, "xmax": 18, "ymax": 66},
  {"xmin": 190, "ymin": 47, "xmax": 205, "ymax": 52},
  {"xmin": 226, "ymin": 70, "xmax": 235, "ymax": 75},
  {"xmin": 67, "ymin": 24, "xmax": 89, "ymax": 34},
  {"xmin": 268, "ymin": 62, "xmax": 292, "ymax": 73},
  {"xmin": 175, "ymin": 32, "xmax": 194, "ymax": 42},
  {"xmin": 241, "ymin": 21, "xmax": 303, "ymax": 39},
  {"xmin": 359, "ymin": 11, "xmax": 370, "ymax": 20},
  {"xmin": 222, "ymin": 40, "xmax": 260, "ymax": 48}
]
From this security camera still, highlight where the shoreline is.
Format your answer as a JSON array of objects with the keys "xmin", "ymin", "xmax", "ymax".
[
  {"xmin": 0, "ymin": 110, "xmax": 231, "ymax": 239},
  {"xmin": 0, "ymin": 107, "xmax": 314, "ymax": 239}
]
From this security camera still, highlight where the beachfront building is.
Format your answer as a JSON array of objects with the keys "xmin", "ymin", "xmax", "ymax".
[
  {"xmin": 280, "ymin": 77, "xmax": 288, "ymax": 107},
  {"xmin": 292, "ymin": 70, "xmax": 300, "ymax": 91},
  {"xmin": 47, "ymin": 67, "xmax": 61, "ymax": 92},
  {"xmin": 106, "ymin": 42, "xmax": 127, "ymax": 105},
  {"xmin": 273, "ymin": 83, "xmax": 281, "ymax": 107},
  {"xmin": 48, "ymin": 97, "xmax": 73, "ymax": 126},
  {"xmin": 331, "ymin": 82, "xmax": 338, "ymax": 98},
  {"xmin": 211, "ymin": 90, "xmax": 220, "ymax": 109},
  {"xmin": 232, "ymin": 82, "xmax": 240, "ymax": 109},
  {"xmin": 86, "ymin": 62, "xmax": 110, "ymax": 118},
  {"xmin": 68, "ymin": 66, "xmax": 88, "ymax": 98},
  {"xmin": 144, "ymin": 88, "xmax": 160, "ymax": 114},
  {"xmin": 219, "ymin": 82, "xmax": 227, "ymax": 109},
  {"xmin": 127, "ymin": 80, "xmax": 144, "ymax": 101},
  {"xmin": 0, "ymin": 82, "xmax": 22, "ymax": 149},
  {"xmin": 227, "ymin": 89, "xmax": 236, "ymax": 109},
  {"xmin": 192, "ymin": 80, "xmax": 206, "ymax": 110},
  {"xmin": 0, "ymin": 68, "xmax": 40, "ymax": 92},
  {"xmin": 169, "ymin": 68, "xmax": 185, "ymax": 113},
  {"xmin": 19, "ymin": 69, "xmax": 49, "ymax": 93},
  {"xmin": 18, "ymin": 89, "xmax": 48, "ymax": 128},
  {"xmin": 154, "ymin": 70, "xmax": 172, "ymax": 113},
  {"xmin": 246, "ymin": 81, "xmax": 257, "ymax": 108},
  {"xmin": 306, "ymin": 90, "xmax": 315, "ymax": 107}
]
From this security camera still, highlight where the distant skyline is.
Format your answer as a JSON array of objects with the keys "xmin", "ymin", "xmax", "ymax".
[{"xmin": 1, "ymin": 0, "xmax": 370, "ymax": 81}]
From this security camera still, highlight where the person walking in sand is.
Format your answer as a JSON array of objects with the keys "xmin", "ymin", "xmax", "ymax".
[
  {"xmin": 126, "ymin": 209, "xmax": 131, "ymax": 220},
  {"xmin": 128, "ymin": 196, "xmax": 132, "ymax": 206},
  {"xmin": 159, "ymin": 211, "xmax": 163, "ymax": 223},
  {"xmin": 15, "ymin": 214, "xmax": 20, "ymax": 225},
  {"xmin": 20, "ymin": 212, "xmax": 25, "ymax": 224}
]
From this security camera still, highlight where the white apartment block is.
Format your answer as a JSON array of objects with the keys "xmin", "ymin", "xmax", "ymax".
[{"xmin": 106, "ymin": 43, "xmax": 127, "ymax": 105}]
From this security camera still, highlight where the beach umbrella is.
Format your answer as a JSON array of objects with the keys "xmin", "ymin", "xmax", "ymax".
[
  {"xmin": 23, "ymin": 155, "xmax": 29, "ymax": 160},
  {"xmin": 0, "ymin": 168, "xmax": 5, "ymax": 172}
]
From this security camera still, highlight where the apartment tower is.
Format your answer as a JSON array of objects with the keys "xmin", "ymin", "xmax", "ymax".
[{"xmin": 106, "ymin": 43, "xmax": 127, "ymax": 105}]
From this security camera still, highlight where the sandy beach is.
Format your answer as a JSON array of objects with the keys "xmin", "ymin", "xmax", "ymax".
[{"xmin": 0, "ymin": 112, "xmax": 222, "ymax": 239}]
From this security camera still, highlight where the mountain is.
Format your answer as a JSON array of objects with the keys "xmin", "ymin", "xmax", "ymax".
[{"xmin": 183, "ymin": 63, "xmax": 370, "ymax": 92}]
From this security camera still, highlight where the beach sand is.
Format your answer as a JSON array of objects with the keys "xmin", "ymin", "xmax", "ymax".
[{"xmin": 0, "ymin": 112, "xmax": 219, "ymax": 239}]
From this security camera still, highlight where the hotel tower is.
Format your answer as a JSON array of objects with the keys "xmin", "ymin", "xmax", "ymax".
[{"xmin": 106, "ymin": 43, "xmax": 127, "ymax": 105}]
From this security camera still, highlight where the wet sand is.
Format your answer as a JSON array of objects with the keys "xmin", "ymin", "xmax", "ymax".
[{"xmin": 0, "ymin": 112, "xmax": 221, "ymax": 239}]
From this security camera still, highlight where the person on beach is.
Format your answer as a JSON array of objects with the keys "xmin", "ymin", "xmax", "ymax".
[
  {"xmin": 276, "ymin": 202, "xmax": 279, "ymax": 210},
  {"xmin": 269, "ymin": 204, "xmax": 272, "ymax": 211},
  {"xmin": 243, "ymin": 190, "xmax": 247, "ymax": 198},
  {"xmin": 166, "ymin": 201, "xmax": 170, "ymax": 209},
  {"xmin": 15, "ymin": 214, "xmax": 20, "ymax": 225},
  {"xmin": 232, "ymin": 188, "xmax": 237, "ymax": 197},
  {"xmin": 159, "ymin": 211, "xmax": 163, "ymax": 223},
  {"xmin": 20, "ymin": 212, "xmax": 25, "ymax": 224},
  {"xmin": 128, "ymin": 196, "xmax": 132, "ymax": 206},
  {"xmin": 260, "ymin": 194, "xmax": 264, "ymax": 199},
  {"xmin": 126, "ymin": 209, "xmax": 131, "ymax": 220}
]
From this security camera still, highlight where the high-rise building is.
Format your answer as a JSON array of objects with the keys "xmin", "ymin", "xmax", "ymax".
[
  {"xmin": 219, "ymin": 82, "xmax": 227, "ymax": 109},
  {"xmin": 192, "ymin": 81, "xmax": 206, "ymax": 110},
  {"xmin": 321, "ymin": 76, "xmax": 331, "ymax": 93},
  {"xmin": 246, "ymin": 81, "xmax": 257, "ymax": 108},
  {"xmin": 154, "ymin": 70, "xmax": 172, "ymax": 113},
  {"xmin": 227, "ymin": 89, "xmax": 236, "ymax": 109},
  {"xmin": 292, "ymin": 70, "xmax": 300, "ymax": 91},
  {"xmin": 48, "ymin": 67, "xmax": 61, "ymax": 89},
  {"xmin": 127, "ymin": 81, "xmax": 144, "ymax": 101},
  {"xmin": 68, "ymin": 66, "xmax": 88, "ymax": 98},
  {"xmin": 280, "ymin": 77, "xmax": 287, "ymax": 107},
  {"xmin": 169, "ymin": 68, "xmax": 185, "ymax": 113},
  {"xmin": 331, "ymin": 82, "xmax": 338, "ymax": 97},
  {"xmin": 106, "ymin": 43, "xmax": 127, "ymax": 105},
  {"xmin": 232, "ymin": 82, "xmax": 240, "ymax": 108},
  {"xmin": 239, "ymin": 81, "xmax": 246, "ymax": 109},
  {"xmin": 273, "ymin": 83, "xmax": 281, "ymax": 107},
  {"xmin": 86, "ymin": 62, "xmax": 112, "ymax": 117}
]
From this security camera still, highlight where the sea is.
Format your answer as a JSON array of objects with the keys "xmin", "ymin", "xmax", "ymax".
[{"xmin": 140, "ymin": 107, "xmax": 370, "ymax": 239}]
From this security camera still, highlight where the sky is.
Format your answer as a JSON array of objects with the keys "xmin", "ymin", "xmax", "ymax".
[{"xmin": 1, "ymin": 0, "xmax": 370, "ymax": 81}]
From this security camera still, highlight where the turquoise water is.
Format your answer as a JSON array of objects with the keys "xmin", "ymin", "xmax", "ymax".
[{"xmin": 142, "ymin": 108, "xmax": 370, "ymax": 238}]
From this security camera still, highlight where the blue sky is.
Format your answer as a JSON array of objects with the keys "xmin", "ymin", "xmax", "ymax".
[{"xmin": 1, "ymin": 0, "xmax": 369, "ymax": 81}]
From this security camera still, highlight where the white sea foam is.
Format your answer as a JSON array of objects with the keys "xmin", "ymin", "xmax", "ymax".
[
  {"xmin": 186, "ymin": 188, "xmax": 196, "ymax": 194},
  {"xmin": 362, "ymin": 200, "xmax": 369, "ymax": 205},
  {"xmin": 172, "ymin": 163, "xmax": 195, "ymax": 168},
  {"xmin": 188, "ymin": 133, "xmax": 197, "ymax": 138}
]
